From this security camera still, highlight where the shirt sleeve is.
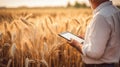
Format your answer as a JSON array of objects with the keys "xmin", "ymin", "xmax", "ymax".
[{"xmin": 82, "ymin": 14, "xmax": 111, "ymax": 60}]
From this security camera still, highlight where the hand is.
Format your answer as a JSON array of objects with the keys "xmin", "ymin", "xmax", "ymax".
[
  {"xmin": 68, "ymin": 39, "xmax": 79, "ymax": 48},
  {"xmin": 78, "ymin": 35, "xmax": 84, "ymax": 39},
  {"xmin": 68, "ymin": 39, "xmax": 83, "ymax": 54}
]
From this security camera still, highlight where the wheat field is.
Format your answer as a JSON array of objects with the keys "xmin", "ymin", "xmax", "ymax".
[{"xmin": 0, "ymin": 8, "xmax": 119, "ymax": 67}]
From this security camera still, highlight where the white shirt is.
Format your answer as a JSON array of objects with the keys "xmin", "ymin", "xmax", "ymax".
[{"xmin": 82, "ymin": 1, "xmax": 120, "ymax": 64}]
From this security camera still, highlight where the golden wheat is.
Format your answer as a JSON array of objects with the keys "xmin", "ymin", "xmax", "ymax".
[{"xmin": 0, "ymin": 8, "xmax": 119, "ymax": 67}]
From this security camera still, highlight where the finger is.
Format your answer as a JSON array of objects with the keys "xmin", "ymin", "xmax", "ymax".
[
  {"xmin": 78, "ymin": 35, "xmax": 84, "ymax": 39},
  {"xmin": 68, "ymin": 38, "xmax": 73, "ymax": 44}
]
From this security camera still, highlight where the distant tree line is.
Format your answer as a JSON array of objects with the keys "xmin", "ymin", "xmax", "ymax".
[
  {"xmin": 0, "ymin": 7, "xmax": 6, "ymax": 9},
  {"xmin": 67, "ymin": 1, "xmax": 89, "ymax": 8},
  {"xmin": 67, "ymin": 1, "xmax": 120, "ymax": 8}
]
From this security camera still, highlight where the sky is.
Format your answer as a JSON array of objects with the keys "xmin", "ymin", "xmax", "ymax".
[{"xmin": 0, "ymin": 0, "xmax": 120, "ymax": 8}]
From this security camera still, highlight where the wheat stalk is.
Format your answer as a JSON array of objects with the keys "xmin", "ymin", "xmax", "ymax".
[
  {"xmin": 10, "ymin": 43, "xmax": 16, "ymax": 57},
  {"xmin": 7, "ymin": 59, "xmax": 12, "ymax": 67},
  {"xmin": 25, "ymin": 58, "xmax": 35, "ymax": 67},
  {"xmin": 24, "ymin": 13, "xmax": 33, "ymax": 20},
  {"xmin": 40, "ymin": 59, "xmax": 48, "ymax": 67},
  {"xmin": 0, "ymin": 32, "xmax": 3, "ymax": 40}
]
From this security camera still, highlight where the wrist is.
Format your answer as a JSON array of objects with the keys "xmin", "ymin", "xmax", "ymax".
[
  {"xmin": 75, "ymin": 43, "xmax": 81, "ymax": 49},
  {"xmin": 75, "ymin": 44, "xmax": 83, "ymax": 54}
]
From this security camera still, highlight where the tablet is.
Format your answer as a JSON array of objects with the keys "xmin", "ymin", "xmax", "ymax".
[{"xmin": 58, "ymin": 32, "xmax": 84, "ymax": 44}]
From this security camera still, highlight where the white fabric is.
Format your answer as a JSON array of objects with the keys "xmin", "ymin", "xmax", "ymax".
[{"xmin": 82, "ymin": 1, "xmax": 120, "ymax": 64}]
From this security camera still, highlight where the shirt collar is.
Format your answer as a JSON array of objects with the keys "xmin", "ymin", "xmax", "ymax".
[{"xmin": 93, "ymin": 1, "xmax": 112, "ymax": 14}]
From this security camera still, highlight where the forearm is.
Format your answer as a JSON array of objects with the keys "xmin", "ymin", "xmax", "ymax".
[
  {"xmin": 74, "ymin": 43, "xmax": 83, "ymax": 54},
  {"xmin": 68, "ymin": 39, "xmax": 83, "ymax": 54}
]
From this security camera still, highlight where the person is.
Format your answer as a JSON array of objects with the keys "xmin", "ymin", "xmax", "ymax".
[{"xmin": 68, "ymin": 0, "xmax": 120, "ymax": 67}]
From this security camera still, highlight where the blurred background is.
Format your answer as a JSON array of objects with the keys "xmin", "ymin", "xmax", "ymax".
[
  {"xmin": 0, "ymin": 0, "xmax": 120, "ymax": 8},
  {"xmin": 0, "ymin": 0, "xmax": 119, "ymax": 67}
]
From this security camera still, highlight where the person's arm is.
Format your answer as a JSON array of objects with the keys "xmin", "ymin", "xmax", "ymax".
[
  {"xmin": 82, "ymin": 14, "xmax": 111, "ymax": 59},
  {"xmin": 68, "ymin": 39, "xmax": 83, "ymax": 54}
]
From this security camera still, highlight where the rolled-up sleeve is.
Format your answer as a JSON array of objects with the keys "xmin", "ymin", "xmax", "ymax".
[{"xmin": 82, "ymin": 14, "xmax": 111, "ymax": 59}]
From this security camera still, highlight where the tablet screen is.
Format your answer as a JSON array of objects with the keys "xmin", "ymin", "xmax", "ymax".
[{"xmin": 59, "ymin": 32, "xmax": 84, "ymax": 44}]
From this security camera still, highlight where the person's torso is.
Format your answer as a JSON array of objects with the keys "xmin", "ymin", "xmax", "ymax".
[{"xmin": 82, "ymin": 2, "xmax": 120, "ymax": 64}]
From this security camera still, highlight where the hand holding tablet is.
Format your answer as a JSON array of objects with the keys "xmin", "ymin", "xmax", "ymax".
[{"xmin": 58, "ymin": 32, "xmax": 84, "ymax": 44}]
